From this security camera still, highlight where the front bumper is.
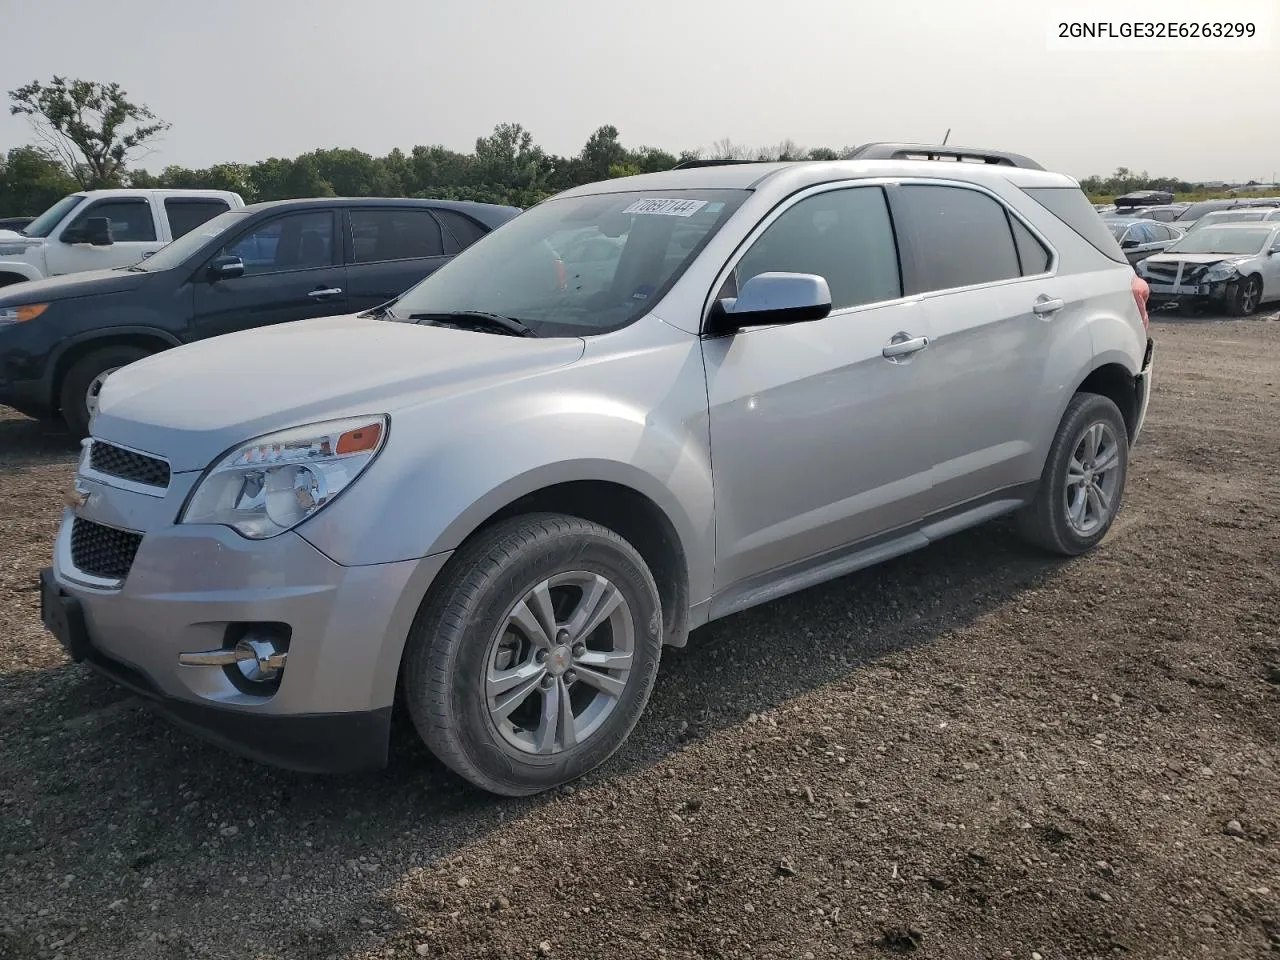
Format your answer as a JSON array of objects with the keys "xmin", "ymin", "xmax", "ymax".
[
  {"xmin": 1145, "ymin": 278, "xmax": 1233, "ymax": 307},
  {"xmin": 42, "ymin": 564, "xmax": 392, "ymax": 773},
  {"xmin": 44, "ymin": 462, "xmax": 450, "ymax": 772}
]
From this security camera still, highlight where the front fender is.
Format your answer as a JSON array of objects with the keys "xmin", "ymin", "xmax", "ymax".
[
  {"xmin": 298, "ymin": 348, "xmax": 716, "ymax": 603},
  {"xmin": 0, "ymin": 261, "xmax": 44, "ymax": 283}
]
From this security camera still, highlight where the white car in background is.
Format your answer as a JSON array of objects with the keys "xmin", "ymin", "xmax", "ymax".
[
  {"xmin": 1137, "ymin": 222, "xmax": 1280, "ymax": 315},
  {"xmin": 0, "ymin": 189, "xmax": 244, "ymax": 287}
]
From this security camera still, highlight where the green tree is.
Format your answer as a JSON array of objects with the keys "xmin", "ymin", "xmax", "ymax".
[
  {"xmin": 0, "ymin": 145, "xmax": 80, "ymax": 215},
  {"xmin": 8, "ymin": 77, "xmax": 170, "ymax": 188}
]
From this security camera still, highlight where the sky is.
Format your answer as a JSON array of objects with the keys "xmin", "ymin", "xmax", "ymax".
[{"xmin": 1, "ymin": 0, "xmax": 1277, "ymax": 183}]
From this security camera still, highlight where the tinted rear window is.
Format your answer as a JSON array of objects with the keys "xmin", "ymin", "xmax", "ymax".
[{"xmin": 1021, "ymin": 186, "xmax": 1127, "ymax": 264}]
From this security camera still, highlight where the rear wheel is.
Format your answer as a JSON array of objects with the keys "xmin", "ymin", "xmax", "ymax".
[
  {"xmin": 1017, "ymin": 393, "xmax": 1129, "ymax": 556},
  {"xmin": 1227, "ymin": 275, "xmax": 1262, "ymax": 317},
  {"xmin": 402, "ymin": 513, "xmax": 663, "ymax": 796},
  {"xmin": 59, "ymin": 345, "xmax": 151, "ymax": 438}
]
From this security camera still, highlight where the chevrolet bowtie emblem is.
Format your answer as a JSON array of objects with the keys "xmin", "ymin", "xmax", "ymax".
[{"xmin": 65, "ymin": 480, "xmax": 90, "ymax": 510}]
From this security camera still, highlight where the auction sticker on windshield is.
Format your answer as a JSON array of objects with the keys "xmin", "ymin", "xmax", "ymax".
[{"xmin": 622, "ymin": 198, "xmax": 709, "ymax": 217}]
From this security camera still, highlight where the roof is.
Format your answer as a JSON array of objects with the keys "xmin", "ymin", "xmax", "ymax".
[
  {"xmin": 553, "ymin": 158, "xmax": 1075, "ymax": 200},
  {"xmin": 239, "ymin": 196, "xmax": 523, "ymax": 228}
]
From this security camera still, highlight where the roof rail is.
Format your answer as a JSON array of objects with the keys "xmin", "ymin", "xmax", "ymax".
[
  {"xmin": 671, "ymin": 158, "xmax": 771, "ymax": 170},
  {"xmin": 846, "ymin": 142, "xmax": 1045, "ymax": 171}
]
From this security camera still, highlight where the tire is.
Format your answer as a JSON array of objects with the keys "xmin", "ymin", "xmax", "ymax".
[
  {"xmin": 402, "ymin": 512, "xmax": 664, "ymax": 796},
  {"xmin": 1226, "ymin": 275, "xmax": 1262, "ymax": 317},
  {"xmin": 0, "ymin": 273, "xmax": 28, "ymax": 289},
  {"xmin": 1017, "ymin": 393, "xmax": 1129, "ymax": 556},
  {"xmin": 59, "ymin": 345, "xmax": 151, "ymax": 438}
]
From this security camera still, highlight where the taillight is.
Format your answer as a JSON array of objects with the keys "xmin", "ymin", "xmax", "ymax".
[{"xmin": 1131, "ymin": 273, "xmax": 1150, "ymax": 330}]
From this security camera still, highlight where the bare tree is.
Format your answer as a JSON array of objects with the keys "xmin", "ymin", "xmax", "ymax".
[{"xmin": 9, "ymin": 77, "xmax": 170, "ymax": 188}]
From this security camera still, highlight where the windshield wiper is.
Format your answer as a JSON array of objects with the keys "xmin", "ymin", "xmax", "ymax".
[{"xmin": 406, "ymin": 310, "xmax": 539, "ymax": 338}]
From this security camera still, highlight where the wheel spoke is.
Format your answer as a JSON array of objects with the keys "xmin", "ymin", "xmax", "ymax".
[
  {"xmin": 1083, "ymin": 424, "xmax": 1101, "ymax": 462},
  {"xmin": 575, "ymin": 649, "xmax": 633, "ymax": 672},
  {"xmin": 1091, "ymin": 481, "xmax": 1112, "ymax": 515},
  {"xmin": 572, "ymin": 664, "xmax": 626, "ymax": 698},
  {"xmin": 533, "ymin": 680, "xmax": 563, "ymax": 754},
  {"xmin": 1068, "ymin": 486, "xmax": 1088, "ymax": 526},
  {"xmin": 487, "ymin": 659, "xmax": 544, "ymax": 698},
  {"xmin": 1067, "ymin": 455, "xmax": 1087, "ymax": 486},
  {"xmin": 491, "ymin": 672, "xmax": 544, "ymax": 721},
  {"xmin": 508, "ymin": 594, "xmax": 554, "ymax": 650},
  {"xmin": 1092, "ymin": 446, "xmax": 1119, "ymax": 475},
  {"xmin": 557, "ymin": 679, "xmax": 577, "ymax": 750},
  {"xmin": 1085, "ymin": 485, "xmax": 1105, "ymax": 523},
  {"xmin": 566, "ymin": 574, "xmax": 624, "ymax": 643}
]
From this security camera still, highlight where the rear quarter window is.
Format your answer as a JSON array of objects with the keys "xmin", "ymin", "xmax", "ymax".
[{"xmin": 1021, "ymin": 186, "xmax": 1128, "ymax": 264}]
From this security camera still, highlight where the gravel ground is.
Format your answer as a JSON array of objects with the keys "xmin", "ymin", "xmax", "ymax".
[{"xmin": 2, "ymin": 315, "xmax": 1279, "ymax": 960}]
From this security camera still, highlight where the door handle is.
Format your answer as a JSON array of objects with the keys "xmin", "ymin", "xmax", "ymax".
[
  {"xmin": 307, "ymin": 287, "xmax": 343, "ymax": 299},
  {"xmin": 882, "ymin": 334, "xmax": 930, "ymax": 360},
  {"xmin": 1033, "ymin": 296, "xmax": 1065, "ymax": 316}
]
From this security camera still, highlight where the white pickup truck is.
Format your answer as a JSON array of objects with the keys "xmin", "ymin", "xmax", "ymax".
[{"xmin": 0, "ymin": 188, "xmax": 245, "ymax": 287}]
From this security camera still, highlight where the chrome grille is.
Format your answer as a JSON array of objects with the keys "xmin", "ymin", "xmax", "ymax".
[
  {"xmin": 69, "ymin": 518, "xmax": 143, "ymax": 581},
  {"xmin": 88, "ymin": 441, "xmax": 170, "ymax": 488}
]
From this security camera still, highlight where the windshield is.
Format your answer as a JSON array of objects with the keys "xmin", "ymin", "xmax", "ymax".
[
  {"xmin": 132, "ymin": 208, "xmax": 252, "ymax": 271},
  {"xmin": 1168, "ymin": 226, "xmax": 1272, "ymax": 255},
  {"xmin": 387, "ymin": 189, "xmax": 750, "ymax": 337},
  {"xmin": 22, "ymin": 194, "xmax": 85, "ymax": 237},
  {"xmin": 1187, "ymin": 210, "xmax": 1267, "ymax": 233}
]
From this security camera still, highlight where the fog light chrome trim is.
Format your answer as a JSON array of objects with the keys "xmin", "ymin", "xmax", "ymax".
[{"xmin": 179, "ymin": 640, "xmax": 288, "ymax": 681}]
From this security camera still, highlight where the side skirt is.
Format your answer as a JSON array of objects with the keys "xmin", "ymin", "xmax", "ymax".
[{"xmin": 704, "ymin": 483, "xmax": 1038, "ymax": 623}]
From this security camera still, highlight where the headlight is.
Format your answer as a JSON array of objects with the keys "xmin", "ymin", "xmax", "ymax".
[
  {"xmin": 1203, "ymin": 261, "xmax": 1240, "ymax": 282},
  {"xmin": 179, "ymin": 415, "xmax": 388, "ymax": 539},
  {"xmin": 0, "ymin": 303, "xmax": 49, "ymax": 326}
]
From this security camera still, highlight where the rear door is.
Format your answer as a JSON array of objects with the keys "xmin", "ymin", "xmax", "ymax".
[
  {"xmin": 343, "ymin": 206, "xmax": 450, "ymax": 312},
  {"xmin": 191, "ymin": 209, "xmax": 347, "ymax": 341},
  {"xmin": 890, "ymin": 181, "xmax": 1059, "ymax": 511}
]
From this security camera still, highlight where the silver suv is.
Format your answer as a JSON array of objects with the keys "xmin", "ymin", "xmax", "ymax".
[{"xmin": 39, "ymin": 143, "xmax": 1155, "ymax": 796}]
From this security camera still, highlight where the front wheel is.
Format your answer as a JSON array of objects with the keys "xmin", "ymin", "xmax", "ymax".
[
  {"xmin": 1017, "ymin": 393, "xmax": 1129, "ymax": 556},
  {"xmin": 59, "ymin": 345, "xmax": 151, "ymax": 438},
  {"xmin": 402, "ymin": 513, "xmax": 663, "ymax": 796},
  {"xmin": 1226, "ymin": 275, "xmax": 1262, "ymax": 317}
]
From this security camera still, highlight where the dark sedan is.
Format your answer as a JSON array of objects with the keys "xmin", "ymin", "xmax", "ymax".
[{"xmin": 0, "ymin": 197, "xmax": 521, "ymax": 434}]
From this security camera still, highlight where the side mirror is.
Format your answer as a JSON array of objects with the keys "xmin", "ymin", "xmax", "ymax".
[
  {"xmin": 707, "ymin": 272, "xmax": 832, "ymax": 335},
  {"xmin": 1120, "ymin": 238, "xmax": 1138, "ymax": 249},
  {"xmin": 206, "ymin": 255, "xmax": 245, "ymax": 281},
  {"xmin": 83, "ymin": 216, "xmax": 114, "ymax": 246}
]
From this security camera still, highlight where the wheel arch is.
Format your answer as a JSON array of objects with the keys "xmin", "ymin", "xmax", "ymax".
[
  {"xmin": 49, "ymin": 327, "xmax": 183, "ymax": 412},
  {"xmin": 429, "ymin": 471, "xmax": 694, "ymax": 649}
]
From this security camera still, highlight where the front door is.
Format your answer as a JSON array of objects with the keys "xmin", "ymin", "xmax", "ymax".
[
  {"xmin": 344, "ymin": 206, "xmax": 452, "ymax": 313},
  {"xmin": 191, "ymin": 209, "xmax": 347, "ymax": 341},
  {"xmin": 702, "ymin": 184, "xmax": 938, "ymax": 594},
  {"xmin": 47, "ymin": 197, "xmax": 165, "ymax": 275}
]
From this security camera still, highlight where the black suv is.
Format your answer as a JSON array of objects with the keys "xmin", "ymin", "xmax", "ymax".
[{"xmin": 0, "ymin": 197, "xmax": 521, "ymax": 434}]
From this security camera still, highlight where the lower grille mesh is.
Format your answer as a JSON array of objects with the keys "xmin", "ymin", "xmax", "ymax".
[{"xmin": 70, "ymin": 518, "xmax": 143, "ymax": 580}]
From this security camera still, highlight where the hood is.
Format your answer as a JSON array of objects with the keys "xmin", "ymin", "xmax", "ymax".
[
  {"xmin": 93, "ymin": 313, "xmax": 587, "ymax": 471},
  {"xmin": 0, "ymin": 229, "xmax": 26, "ymax": 241},
  {"xmin": 1142, "ymin": 252, "xmax": 1244, "ymax": 266},
  {"xmin": 0, "ymin": 266, "xmax": 148, "ymax": 305}
]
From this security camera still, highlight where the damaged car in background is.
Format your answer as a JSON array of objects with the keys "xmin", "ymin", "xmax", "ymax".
[{"xmin": 1136, "ymin": 222, "xmax": 1280, "ymax": 316}]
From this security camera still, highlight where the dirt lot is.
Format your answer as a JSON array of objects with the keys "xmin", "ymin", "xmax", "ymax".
[{"xmin": 2, "ymin": 316, "xmax": 1278, "ymax": 960}]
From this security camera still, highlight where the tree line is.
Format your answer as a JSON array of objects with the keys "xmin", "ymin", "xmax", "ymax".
[{"xmin": 0, "ymin": 76, "xmax": 1223, "ymax": 217}]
